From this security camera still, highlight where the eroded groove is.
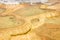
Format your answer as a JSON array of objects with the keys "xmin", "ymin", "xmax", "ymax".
[{"xmin": 11, "ymin": 28, "xmax": 31, "ymax": 36}]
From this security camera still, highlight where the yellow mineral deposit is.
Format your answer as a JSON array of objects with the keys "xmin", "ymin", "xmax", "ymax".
[{"xmin": 0, "ymin": 2, "xmax": 60, "ymax": 40}]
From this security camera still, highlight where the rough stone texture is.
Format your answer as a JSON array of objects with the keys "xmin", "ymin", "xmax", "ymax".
[{"xmin": 0, "ymin": 3, "xmax": 60, "ymax": 40}]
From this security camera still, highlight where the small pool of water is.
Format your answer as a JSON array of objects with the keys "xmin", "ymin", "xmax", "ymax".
[
  {"xmin": 0, "ymin": 16, "xmax": 24, "ymax": 28},
  {"xmin": 0, "ymin": 8, "xmax": 6, "ymax": 13},
  {"xmin": 14, "ymin": 6, "xmax": 48, "ymax": 16}
]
